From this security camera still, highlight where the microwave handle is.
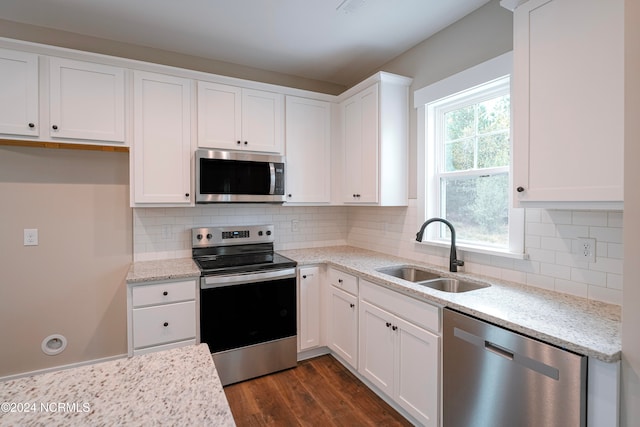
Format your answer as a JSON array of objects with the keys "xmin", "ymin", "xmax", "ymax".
[{"xmin": 269, "ymin": 162, "xmax": 276, "ymax": 195}]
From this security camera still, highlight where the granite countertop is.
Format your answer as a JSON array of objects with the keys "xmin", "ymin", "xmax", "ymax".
[
  {"xmin": 279, "ymin": 246, "xmax": 622, "ymax": 363},
  {"xmin": 126, "ymin": 257, "xmax": 201, "ymax": 283},
  {"xmin": 0, "ymin": 344, "xmax": 235, "ymax": 426}
]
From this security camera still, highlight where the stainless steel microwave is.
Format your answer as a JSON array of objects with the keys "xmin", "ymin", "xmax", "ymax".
[{"xmin": 195, "ymin": 149, "xmax": 285, "ymax": 203}]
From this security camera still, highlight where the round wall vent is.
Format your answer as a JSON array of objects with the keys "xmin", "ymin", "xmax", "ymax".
[{"xmin": 41, "ymin": 334, "xmax": 67, "ymax": 356}]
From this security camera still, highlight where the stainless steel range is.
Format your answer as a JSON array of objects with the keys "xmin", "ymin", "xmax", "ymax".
[{"xmin": 192, "ymin": 224, "xmax": 297, "ymax": 386}]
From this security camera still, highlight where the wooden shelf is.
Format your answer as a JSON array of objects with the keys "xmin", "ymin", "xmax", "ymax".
[{"xmin": 0, "ymin": 138, "xmax": 129, "ymax": 153}]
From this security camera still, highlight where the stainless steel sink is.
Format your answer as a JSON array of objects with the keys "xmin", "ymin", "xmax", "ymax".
[
  {"xmin": 418, "ymin": 278, "xmax": 490, "ymax": 293},
  {"xmin": 376, "ymin": 265, "xmax": 490, "ymax": 293},
  {"xmin": 376, "ymin": 266, "xmax": 441, "ymax": 282}
]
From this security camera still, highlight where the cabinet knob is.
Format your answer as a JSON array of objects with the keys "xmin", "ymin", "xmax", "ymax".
[
  {"xmin": 52, "ymin": 125, "xmax": 58, "ymax": 130},
  {"xmin": 287, "ymin": 194, "xmax": 292, "ymax": 198},
  {"xmin": 386, "ymin": 322, "xmax": 391, "ymax": 328},
  {"xmin": 338, "ymin": 279, "xmax": 343, "ymax": 283},
  {"xmin": 350, "ymin": 303, "xmax": 355, "ymax": 308},
  {"xmin": 185, "ymin": 193, "xmax": 190, "ymax": 198},
  {"xmin": 302, "ymin": 275, "xmax": 307, "ymax": 279},
  {"xmin": 163, "ymin": 322, "xmax": 169, "ymax": 327},
  {"xmin": 28, "ymin": 123, "xmax": 35, "ymax": 128},
  {"xmin": 163, "ymin": 291, "xmax": 168, "ymax": 296},
  {"xmin": 237, "ymin": 140, "xmax": 241, "ymax": 145},
  {"xmin": 244, "ymin": 141, "xmax": 248, "ymax": 145},
  {"xmin": 392, "ymin": 325, "xmax": 398, "ymax": 331},
  {"xmin": 516, "ymin": 186, "xmax": 525, "ymax": 193}
]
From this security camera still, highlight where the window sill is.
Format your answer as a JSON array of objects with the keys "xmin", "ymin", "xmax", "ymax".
[{"xmin": 414, "ymin": 239, "xmax": 529, "ymax": 260}]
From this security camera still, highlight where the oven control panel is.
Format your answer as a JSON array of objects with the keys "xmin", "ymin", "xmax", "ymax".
[{"xmin": 192, "ymin": 225, "xmax": 275, "ymax": 248}]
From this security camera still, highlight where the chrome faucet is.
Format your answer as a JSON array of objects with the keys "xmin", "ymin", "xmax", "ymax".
[{"xmin": 416, "ymin": 218, "xmax": 464, "ymax": 272}]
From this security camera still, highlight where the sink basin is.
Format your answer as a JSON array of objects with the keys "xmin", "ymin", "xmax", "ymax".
[
  {"xmin": 418, "ymin": 278, "xmax": 490, "ymax": 293},
  {"xmin": 376, "ymin": 265, "xmax": 490, "ymax": 293},
  {"xmin": 376, "ymin": 266, "xmax": 440, "ymax": 282}
]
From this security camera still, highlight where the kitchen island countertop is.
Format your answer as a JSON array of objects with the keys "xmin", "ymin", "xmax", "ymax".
[
  {"xmin": 0, "ymin": 344, "xmax": 235, "ymax": 426},
  {"xmin": 279, "ymin": 246, "xmax": 621, "ymax": 363}
]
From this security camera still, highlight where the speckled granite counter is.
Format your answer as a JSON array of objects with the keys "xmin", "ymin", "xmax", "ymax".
[
  {"xmin": 0, "ymin": 344, "xmax": 235, "ymax": 427},
  {"xmin": 126, "ymin": 257, "xmax": 201, "ymax": 283},
  {"xmin": 279, "ymin": 246, "xmax": 622, "ymax": 363}
]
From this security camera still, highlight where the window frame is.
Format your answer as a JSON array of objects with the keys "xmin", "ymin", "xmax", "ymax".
[{"xmin": 414, "ymin": 52, "xmax": 525, "ymax": 258}]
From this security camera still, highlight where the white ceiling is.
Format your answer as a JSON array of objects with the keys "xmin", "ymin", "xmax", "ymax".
[{"xmin": 0, "ymin": 0, "xmax": 491, "ymax": 86}]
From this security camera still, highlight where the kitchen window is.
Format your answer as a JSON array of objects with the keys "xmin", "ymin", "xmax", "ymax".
[{"xmin": 415, "ymin": 52, "xmax": 524, "ymax": 257}]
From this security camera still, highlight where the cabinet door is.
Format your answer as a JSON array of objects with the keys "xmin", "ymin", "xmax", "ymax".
[
  {"xmin": 0, "ymin": 48, "xmax": 39, "ymax": 137},
  {"xmin": 395, "ymin": 316, "xmax": 440, "ymax": 427},
  {"xmin": 342, "ymin": 84, "xmax": 379, "ymax": 203},
  {"xmin": 49, "ymin": 57, "xmax": 125, "ymax": 143},
  {"xmin": 299, "ymin": 266, "xmax": 321, "ymax": 351},
  {"xmin": 285, "ymin": 96, "xmax": 331, "ymax": 203},
  {"xmin": 512, "ymin": 0, "xmax": 623, "ymax": 205},
  {"xmin": 358, "ymin": 300, "xmax": 394, "ymax": 396},
  {"xmin": 328, "ymin": 285, "xmax": 358, "ymax": 369},
  {"xmin": 241, "ymin": 88, "xmax": 284, "ymax": 153},
  {"xmin": 197, "ymin": 81, "xmax": 241, "ymax": 149},
  {"xmin": 133, "ymin": 71, "xmax": 192, "ymax": 204}
]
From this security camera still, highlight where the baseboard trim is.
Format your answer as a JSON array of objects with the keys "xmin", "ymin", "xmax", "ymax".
[{"xmin": 0, "ymin": 353, "xmax": 128, "ymax": 382}]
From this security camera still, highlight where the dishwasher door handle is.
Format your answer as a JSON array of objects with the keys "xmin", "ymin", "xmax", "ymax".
[
  {"xmin": 485, "ymin": 340, "xmax": 514, "ymax": 360},
  {"xmin": 454, "ymin": 326, "xmax": 560, "ymax": 380}
]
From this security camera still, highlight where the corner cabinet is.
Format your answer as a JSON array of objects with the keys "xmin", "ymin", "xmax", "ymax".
[
  {"xmin": 285, "ymin": 96, "xmax": 331, "ymax": 204},
  {"xmin": 197, "ymin": 81, "xmax": 284, "ymax": 153},
  {"xmin": 127, "ymin": 278, "xmax": 198, "ymax": 357},
  {"xmin": 339, "ymin": 72, "xmax": 411, "ymax": 206},
  {"xmin": 131, "ymin": 71, "xmax": 193, "ymax": 205},
  {"xmin": 359, "ymin": 279, "xmax": 440, "ymax": 427},
  {"xmin": 510, "ymin": 0, "xmax": 623, "ymax": 208}
]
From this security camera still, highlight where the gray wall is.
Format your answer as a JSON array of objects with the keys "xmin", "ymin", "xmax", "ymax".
[
  {"xmin": 622, "ymin": 0, "xmax": 640, "ymax": 424},
  {"xmin": 0, "ymin": 147, "xmax": 132, "ymax": 376}
]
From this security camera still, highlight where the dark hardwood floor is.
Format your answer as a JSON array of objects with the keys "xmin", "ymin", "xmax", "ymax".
[{"xmin": 223, "ymin": 354, "xmax": 413, "ymax": 426}]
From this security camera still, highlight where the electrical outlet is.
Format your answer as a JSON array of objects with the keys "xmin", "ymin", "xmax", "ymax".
[
  {"xmin": 24, "ymin": 228, "xmax": 38, "ymax": 246},
  {"xmin": 577, "ymin": 237, "xmax": 596, "ymax": 262}
]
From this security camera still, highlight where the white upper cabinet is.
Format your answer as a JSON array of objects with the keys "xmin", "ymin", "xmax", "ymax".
[
  {"xmin": 285, "ymin": 96, "xmax": 331, "ymax": 204},
  {"xmin": 511, "ymin": 0, "xmax": 623, "ymax": 208},
  {"xmin": 0, "ymin": 48, "xmax": 39, "ymax": 137},
  {"xmin": 197, "ymin": 81, "xmax": 284, "ymax": 153},
  {"xmin": 339, "ymin": 73, "xmax": 411, "ymax": 206},
  {"xmin": 132, "ymin": 71, "xmax": 193, "ymax": 205},
  {"xmin": 49, "ymin": 57, "xmax": 126, "ymax": 143}
]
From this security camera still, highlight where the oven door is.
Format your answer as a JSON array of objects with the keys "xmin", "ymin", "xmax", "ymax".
[{"xmin": 200, "ymin": 268, "xmax": 296, "ymax": 353}]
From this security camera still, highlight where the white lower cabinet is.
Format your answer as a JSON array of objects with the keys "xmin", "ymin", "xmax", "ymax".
[
  {"xmin": 326, "ymin": 267, "xmax": 358, "ymax": 369},
  {"xmin": 127, "ymin": 278, "xmax": 198, "ymax": 356},
  {"xmin": 298, "ymin": 266, "xmax": 322, "ymax": 351},
  {"xmin": 358, "ymin": 279, "xmax": 440, "ymax": 427}
]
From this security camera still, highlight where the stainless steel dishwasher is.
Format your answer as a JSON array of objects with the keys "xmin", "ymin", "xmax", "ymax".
[{"xmin": 443, "ymin": 308, "xmax": 587, "ymax": 427}]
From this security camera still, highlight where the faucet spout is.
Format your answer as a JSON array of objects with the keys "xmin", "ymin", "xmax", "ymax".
[{"xmin": 416, "ymin": 217, "xmax": 464, "ymax": 272}]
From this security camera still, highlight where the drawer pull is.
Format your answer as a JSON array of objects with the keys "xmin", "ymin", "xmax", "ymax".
[
  {"xmin": 338, "ymin": 279, "xmax": 343, "ymax": 283},
  {"xmin": 350, "ymin": 303, "xmax": 355, "ymax": 308},
  {"xmin": 163, "ymin": 322, "xmax": 169, "ymax": 327},
  {"xmin": 163, "ymin": 291, "xmax": 168, "ymax": 296}
]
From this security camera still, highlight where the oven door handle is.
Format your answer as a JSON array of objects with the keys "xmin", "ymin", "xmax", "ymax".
[{"xmin": 201, "ymin": 268, "xmax": 296, "ymax": 288}]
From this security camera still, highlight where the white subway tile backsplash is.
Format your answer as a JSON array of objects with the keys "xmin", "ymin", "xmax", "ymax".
[{"xmin": 132, "ymin": 203, "xmax": 623, "ymax": 305}]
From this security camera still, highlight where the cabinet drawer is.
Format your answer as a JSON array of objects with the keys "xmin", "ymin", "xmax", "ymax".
[
  {"xmin": 327, "ymin": 267, "xmax": 358, "ymax": 295},
  {"xmin": 131, "ymin": 279, "xmax": 196, "ymax": 307},
  {"xmin": 133, "ymin": 301, "xmax": 196, "ymax": 349},
  {"xmin": 360, "ymin": 279, "xmax": 440, "ymax": 333}
]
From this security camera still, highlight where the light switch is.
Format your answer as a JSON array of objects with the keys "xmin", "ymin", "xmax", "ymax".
[{"xmin": 24, "ymin": 228, "xmax": 38, "ymax": 246}]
